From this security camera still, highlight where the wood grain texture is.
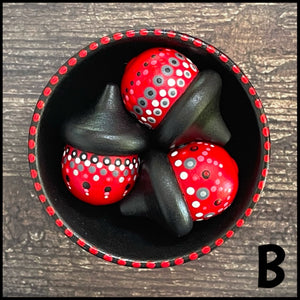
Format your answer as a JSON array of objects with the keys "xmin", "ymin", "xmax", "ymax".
[{"xmin": 3, "ymin": 2, "xmax": 297, "ymax": 297}]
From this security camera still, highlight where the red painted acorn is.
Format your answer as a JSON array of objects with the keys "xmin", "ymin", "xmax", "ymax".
[
  {"xmin": 61, "ymin": 84, "xmax": 149, "ymax": 205},
  {"xmin": 121, "ymin": 47, "xmax": 199, "ymax": 129},
  {"xmin": 168, "ymin": 141, "xmax": 239, "ymax": 221},
  {"xmin": 61, "ymin": 145, "xmax": 140, "ymax": 205},
  {"xmin": 121, "ymin": 47, "xmax": 231, "ymax": 149},
  {"xmin": 120, "ymin": 140, "xmax": 239, "ymax": 236}
]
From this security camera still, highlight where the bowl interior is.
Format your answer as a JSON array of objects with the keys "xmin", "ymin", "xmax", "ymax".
[{"xmin": 36, "ymin": 35, "xmax": 262, "ymax": 262}]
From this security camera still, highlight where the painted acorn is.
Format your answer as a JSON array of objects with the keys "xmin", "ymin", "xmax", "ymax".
[
  {"xmin": 120, "ymin": 141, "xmax": 239, "ymax": 237},
  {"xmin": 121, "ymin": 47, "xmax": 199, "ymax": 129},
  {"xmin": 121, "ymin": 47, "xmax": 231, "ymax": 149},
  {"xmin": 167, "ymin": 141, "xmax": 239, "ymax": 221},
  {"xmin": 61, "ymin": 146, "xmax": 140, "ymax": 205},
  {"xmin": 61, "ymin": 84, "xmax": 149, "ymax": 205}
]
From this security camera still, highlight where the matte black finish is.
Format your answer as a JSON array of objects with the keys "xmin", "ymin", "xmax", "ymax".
[
  {"xmin": 155, "ymin": 70, "xmax": 231, "ymax": 150},
  {"xmin": 63, "ymin": 84, "xmax": 149, "ymax": 155},
  {"xmin": 120, "ymin": 150, "xmax": 193, "ymax": 237}
]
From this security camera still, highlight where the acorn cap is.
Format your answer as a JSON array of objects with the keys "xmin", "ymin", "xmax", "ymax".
[
  {"xmin": 119, "ymin": 149, "xmax": 193, "ymax": 237},
  {"xmin": 155, "ymin": 69, "xmax": 231, "ymax": 149},
  {"xmin": 63, "ymin": 84, "xmax": 149, "ymax": 155}
]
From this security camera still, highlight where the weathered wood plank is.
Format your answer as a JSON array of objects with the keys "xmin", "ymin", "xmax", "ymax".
[{"xmin": 3, "ymin": 2, "xmax": 297, "ymax": 297}]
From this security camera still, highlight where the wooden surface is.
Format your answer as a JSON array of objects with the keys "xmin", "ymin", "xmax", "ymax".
[{"xmin": 3, "ymin": 2, "xmax": 297, "ymax": 297}]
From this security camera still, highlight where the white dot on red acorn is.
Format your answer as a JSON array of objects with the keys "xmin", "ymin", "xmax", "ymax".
[
  {"xmin": 168, "ymin": 141, "xmax": 239, "ymax": 221},
  {"xmin": 121, "ymin": 47, "xmax": 199, "ymax": 129}
]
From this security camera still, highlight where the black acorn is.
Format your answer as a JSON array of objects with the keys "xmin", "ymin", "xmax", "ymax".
[{"xmin": 61, "ymin": 84, "xmax": 150, "ymax": 206}]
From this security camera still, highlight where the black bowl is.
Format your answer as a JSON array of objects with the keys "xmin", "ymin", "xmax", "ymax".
[{"xmin": 28, "ymin": 29, "xmax": 271, "ymax": 268}]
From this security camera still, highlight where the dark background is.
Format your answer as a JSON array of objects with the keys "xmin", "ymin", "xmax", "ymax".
[{"xmin": 3, "ymin": 2, "xmax": 297, "ymax": 297}]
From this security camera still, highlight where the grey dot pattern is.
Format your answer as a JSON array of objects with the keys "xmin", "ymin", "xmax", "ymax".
[
  {"xmin": 144, "ymin": 87, "xmax": 156, "ymax": 99},
  {"xmin": 134, "ymin": 105, "xmax": 143, "ymax": 115},
  {"xmin": 89, "ymin": 166, "xmax": 96, "ymax": 173},
  {"xmin": 169, "ymin": 57, "xmax": 179, "ymax": 66},
  {"xmin": 100, "ymin": 169, "xmax": 107, "ymax": 175},
  {"xmin": 138, "ymin": 97, "xmax": 147, "ymax": 107},
  {"xmin": 196, "ymin": 187, "xmax": 210, "ymax": 200},
  {"xmin": 184, "ymin": 158, "xmax": 197, "ymax": 169},
  {"xmin": 153, "ymin": 75, "xmax": 164, "ymax": 86},
  {"xmin": 161, "ymin": 64, "xmax": 173, "ymax": 76}
]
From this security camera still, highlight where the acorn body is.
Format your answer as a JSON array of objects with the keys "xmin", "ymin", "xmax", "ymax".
[
  {"xmin": 121, "ymin": 47, "xmax": 199, "ymax": 129},
  {"xmin": 62, "ymin": 145, "xmax": 139, "ymax": 205},
  {"xmin": 168, "ymin": 141, "xmax": 239, "ymax": 221},
  {"xmin": 61, "ymin": 84, "xmax": 149, "ymax": 205}
]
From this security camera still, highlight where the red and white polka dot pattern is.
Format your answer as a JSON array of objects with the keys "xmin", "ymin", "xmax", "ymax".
[
  {"xmin": 28, "ymin": 28, "xmax": 271, "ymax": 268},
  {"xmin": 121, "ymin": 47, "xmax": 199, "ymax": 129},
  {"xmin": 61, "ymin": 145, "xmax": 139, "ymax": 205},
  {"xmin": 168, "ymin": 141, "xmax": 239, "ymax": 221}
]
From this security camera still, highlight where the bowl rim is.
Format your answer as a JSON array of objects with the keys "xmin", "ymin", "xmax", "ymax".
[{"xmin": 28, "ymin": 28, "xmax": 271, "ymax": 269}]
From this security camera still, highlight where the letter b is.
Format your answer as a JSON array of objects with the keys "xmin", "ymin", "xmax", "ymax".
[{"xmin": 258, "ymin": 244, "xmax": 285, "ymax": 288}]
